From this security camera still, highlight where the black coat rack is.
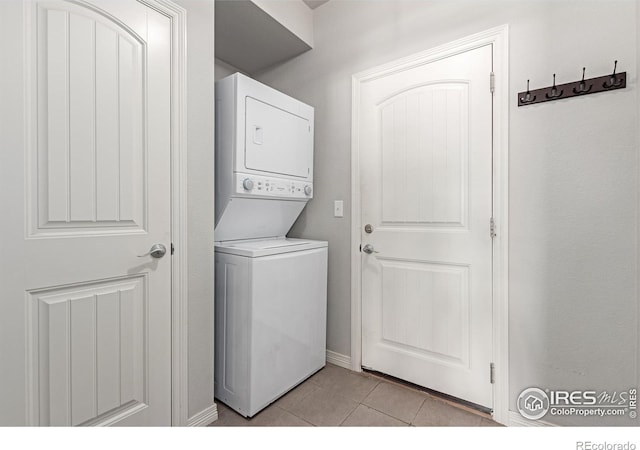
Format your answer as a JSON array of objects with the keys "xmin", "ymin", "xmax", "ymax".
[{"xmin": 518, "ymin": 61, "xmax": 626, "ymax": 107}]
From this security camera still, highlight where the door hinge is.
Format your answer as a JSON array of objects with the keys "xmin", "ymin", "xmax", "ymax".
[
  {"xmin": 490, "ymin": 362, "xmax": 495, "ymax": 384},
  {"xmin": 490, "ymin": 72, "xmax": 495, "ymax": 94},
  {"xmin": 171, "ymin": 243, "xmax": 175, "ymax": 255},
  {"xmin": 490, "ymin": 217, "xmax": 496, "ymax": 239}
]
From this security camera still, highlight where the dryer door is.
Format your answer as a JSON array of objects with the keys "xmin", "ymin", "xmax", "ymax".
[{"xmin": 244, "ymin": 97, "xmax": 312, "ymax": 179}]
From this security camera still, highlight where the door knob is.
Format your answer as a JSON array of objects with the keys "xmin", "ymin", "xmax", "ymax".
[
  {"xmin": 362, "ymin": 244, "xmax": 379, "ymax": 254},
  {"xmin": 138, "ymin": 243, "xmax": 167, "ymax": 259}
]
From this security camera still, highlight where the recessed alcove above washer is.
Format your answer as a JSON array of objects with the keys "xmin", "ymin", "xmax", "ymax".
[{"xmin": 215, "ymin": 0, "xmax": 314, "ymax": 74}]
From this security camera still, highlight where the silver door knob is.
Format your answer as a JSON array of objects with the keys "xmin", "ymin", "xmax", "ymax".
[
  {"xmin": 138, "ymin": 243, "xmax": 167, "ymax": 259},
  {"xmin": 362, "ymin": 244, "xmax": 378, "ymax": 254}
]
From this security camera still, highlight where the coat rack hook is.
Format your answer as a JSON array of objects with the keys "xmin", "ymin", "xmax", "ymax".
[
  {"xmin": 573, "ymin": 67, "xmax": 593, "ymax": 94},
  {"xmin": 518, "ymin": 62, "xmax": 626, "ymax": 107},
  {"xmin": 545, "ymin": 73, "xmax": 564, "ymax": 99},
  {"xmin": 603, "ymin": 60, "xmax": 623, "ymax": 88},
  {"xmin": 519, "ymin": 79, "xmax": 536, "ymax": 104}
]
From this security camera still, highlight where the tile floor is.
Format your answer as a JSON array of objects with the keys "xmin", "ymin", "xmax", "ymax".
[{"xmin": 209, "ymin": 363, "xmax": 502, "ymax": 427}]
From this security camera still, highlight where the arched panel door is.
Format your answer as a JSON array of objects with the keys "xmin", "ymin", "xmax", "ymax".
[
  {"xmin": 359, "ymin": 44, "xmax": 494, "ymax": 409},
  {"xmin": 1, "ymin": 0, "xmax": 172, "ymax": 426}
]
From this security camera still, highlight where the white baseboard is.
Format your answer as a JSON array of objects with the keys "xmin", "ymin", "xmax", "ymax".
[
  {"xmin": 326, "ymin": 350, "xmax": 352, "ymax": 369},
  {"xmin": 187, "ymin": 403, "xmax": 218, "ymax": 427},
  {"xmin": 508, "ymin": 410, "xmax": 557, "ymax": 427}
]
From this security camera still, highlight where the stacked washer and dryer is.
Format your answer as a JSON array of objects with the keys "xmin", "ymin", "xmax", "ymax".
[{"xmin": 213, "ymin": 73, "xmax": 328, "ymax": 418}]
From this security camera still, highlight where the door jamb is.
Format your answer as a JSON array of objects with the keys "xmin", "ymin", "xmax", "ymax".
[
  {"xmin": 133, "ymin": 0, "xmax": 189, "ymax": 427},
  {"xmin": 143, "ymin": 0, "xmax": 189, "ymax": 427},
  {"xmin": 350, "ymin": 25, "xmax": 510, "ymax": 425}
]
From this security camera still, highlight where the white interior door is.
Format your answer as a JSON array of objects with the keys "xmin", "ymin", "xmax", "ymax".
[
  {"xmin": 0, "ymin": 0, "xmax": 172, "ymax": 425},
  {"xmin": 359, "ymin": 44, "xmax": 494, "ymax": 408}
]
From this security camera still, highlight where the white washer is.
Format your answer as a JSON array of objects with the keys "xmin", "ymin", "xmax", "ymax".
[{"xmin": 214, "ymin": 238, "xmax": 327, "ymax": 417}]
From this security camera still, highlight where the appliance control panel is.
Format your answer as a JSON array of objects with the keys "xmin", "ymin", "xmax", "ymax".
[{"xmin": 234, "ymin": 173, "xmax": 313, "ymax": 199}]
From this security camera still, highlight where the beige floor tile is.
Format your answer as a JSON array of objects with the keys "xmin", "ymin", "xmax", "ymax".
[
  {"xmin": 341, "ymin": 405, "xmax": 408, "ymax": 427},
  {"xmin": 274, "ymin": 379, "xmax": 321, "ymax": 411},
  {"xmin": 250, "ymin": 406, "xmax": 313, "ymax": 426},
  {"xmin": 211, "ymin": 401, "xmax": 314, "ymax": 427},
  {"xmin": 209, "ymin": 402, "xmax": 251, "ymax": 426},
  {"xmin": 310, "ymin": 364, "xmax": 379, "ymax": 402},
  {"xmin": 211, "ymin": 368, "xmax": 493, "ymax": 428},
  {"xmin": 479, "ymin": 417, "xmax": 504, "ymax": 426},
  {"xmin": 287, "ymin": 386, "xmax": 359, "ymax": 426},
  {"xmin": 412, "ymin": 397, "xmax": 484, "ymax": 426},
  {"xmin": 362, "ymin": 381, "xmax": 426, "ymax": 423}
]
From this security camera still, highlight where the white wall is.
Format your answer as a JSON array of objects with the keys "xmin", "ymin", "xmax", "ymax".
[
  {"xmin": 0, "ymin": 0, "xmax": 26, "ymax": 426},
  {"xmin": 255, "ymin": 0, "xmax": 639, "ymax": 426},
  {"xmin": 174, "ymin": 0, "xmax": 217, "ymax": 424},
  {"xmin": 637, "ymin": 0, "xmax": 640, "ymax": 401}
]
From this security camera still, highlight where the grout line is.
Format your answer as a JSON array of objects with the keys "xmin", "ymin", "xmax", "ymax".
[
  {"xmin": 285, "ymin": 410, "xmax": 315, "ymax": 428},
  {"xmin": 344, "ymin": 404, "xmax": 361, "ymax": 425},
  {"xmin": 360, "ymin": 396, "xmax": 422, "ymax": 426},
  {"xmin": 275, "ymin": 384, "xmax": 321, "ymax": 415},
  {"xmin": 359, "ymin": 379, "xmax": 380, "ymax": 402},
  {"xmin": 409, "ymin": 398, "xmax": 427, "ymax": 425},
  {"xmin": 362, "ymin": 403, "xmax": 412, "ymax": 426},
  {"xmin": 280, "ymin": 402, "xmax": 314, "ymax": 425},
  {"xmin": 338, "ymin": 403, "xmax": 359, "ymax": 426}
]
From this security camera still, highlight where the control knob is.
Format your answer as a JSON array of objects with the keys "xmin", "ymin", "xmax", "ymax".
[
  {"xmin": 242, "ymin": 178, "xmax": 254, "ymax": 191},
  {"xmin": 304, "ymin": 185, "xmax": 312, "ymax": 196}
]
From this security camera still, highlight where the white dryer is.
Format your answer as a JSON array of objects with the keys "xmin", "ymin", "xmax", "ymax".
[
  {"xmin": 214, "ymin": 73, "xmax": 327, "ymax": 418},
  {"xmin": 215, "ymin": 72, "xmax": 315, "ymax": 242}
]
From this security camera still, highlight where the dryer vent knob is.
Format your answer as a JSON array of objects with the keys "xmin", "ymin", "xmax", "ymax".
[
  {"xmin": 243, "ymin": 178, "xmax": 254, "ymax": 191},
  {"xmin": 304, "ymin": 185, "xmax": 312, "ymax": 196}
]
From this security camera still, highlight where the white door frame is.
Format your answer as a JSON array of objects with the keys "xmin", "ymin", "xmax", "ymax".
[
  {"xmin": 22, "ymin": 0, "xmax": 189, "ymax": 426},
  {"xmin": 144, "ymin": 0, "xmax": 189, "ymax": 427},
  {"xmin": 350, "ymin": 25, "xmax": 509, "ymax": 425}
]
